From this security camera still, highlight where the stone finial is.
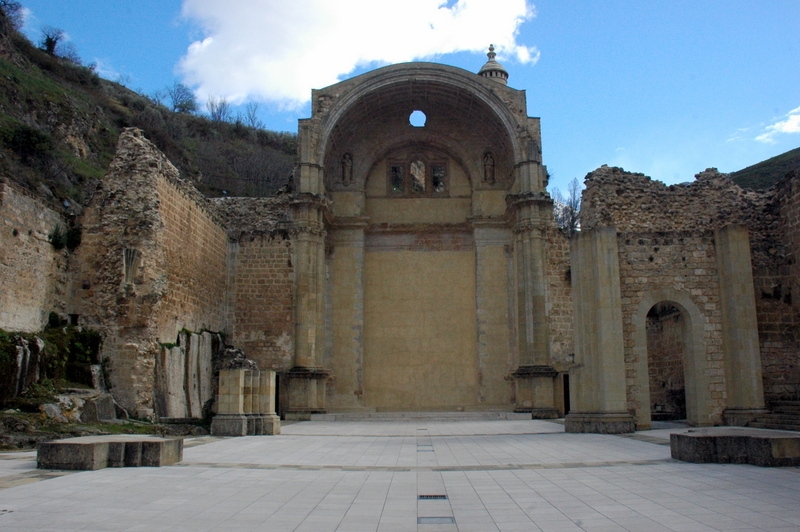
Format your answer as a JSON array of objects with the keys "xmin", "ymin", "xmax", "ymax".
[{"xmin": 478, "ymin": 44, "xmax": 509, "ymax": 85}]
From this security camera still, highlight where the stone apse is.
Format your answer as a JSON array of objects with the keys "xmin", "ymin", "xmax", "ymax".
[{"xmin": 288, "ymin": 52, "xmax": 563, "ymax": 418}]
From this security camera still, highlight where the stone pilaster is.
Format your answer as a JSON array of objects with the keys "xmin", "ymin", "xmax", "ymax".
[
  {"xmin": 715, "ymin": 225, "xmax": 767, "ymax": 426},
  {"xmin": 472, "ymin": 220, "xmax": 513, "ymax": 407},
  {"xmin": 327, "ymin": 217, "xmax": 368, "ymax": 410},
  {"xmin": 507, "ymin": 193, "xmax": 558, "ymax": 418},
  {"xmin": 566, "ymin": 227, "xmax": 635, "ymax": 433}
]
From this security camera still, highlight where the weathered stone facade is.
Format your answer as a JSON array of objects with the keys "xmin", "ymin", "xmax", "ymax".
[
  {"xmin": 0, "ymin": 179, "xmax": 68, "ymax": 331},
  {"xmin": 570, "ymin": 165, "xmax": 799, "ymax": 430},
  {"xmin": 0, "ymin": 56, "xmax": 797, "ymax": 431}
]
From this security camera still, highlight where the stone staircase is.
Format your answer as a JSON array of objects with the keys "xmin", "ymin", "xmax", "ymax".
[{"xmin": 748, "ymin": 401, "xmax": 800, "ymax": 431}]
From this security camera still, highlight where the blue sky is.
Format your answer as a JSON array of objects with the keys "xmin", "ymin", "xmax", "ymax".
[{"xmin": 16, "ymin": 1, "xmax": 800, "ymax": 193}]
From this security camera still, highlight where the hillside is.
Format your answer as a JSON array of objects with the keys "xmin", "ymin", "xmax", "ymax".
[
  {"xmin": 0, "ymin": 9, "xmax": 295, "ymax": 215},
  {"xmin": 730, "ymin": 146, "xmax": 800, "ymax": 190}
]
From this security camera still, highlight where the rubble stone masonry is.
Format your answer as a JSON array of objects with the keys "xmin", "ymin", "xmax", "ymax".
[
  {"xmin": 583, "ymin": 166, "xmax": 799, "ymax": 406},
  {"xmin": 0, "ymin": 179, "xmax": 68, "ymax": 332}
]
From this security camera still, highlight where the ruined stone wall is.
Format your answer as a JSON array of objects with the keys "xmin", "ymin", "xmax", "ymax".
[
  {"xmin": 71, "ymin": 129, "xmax": 228, "ymax": 415},
  {"xmin": 154, "ymin": 176, "xmax": 228, "ymax": 342},
  {"xmin": 227, "ymin": 235, "xmax": 294, "ymax": 371},
  {"xmin": 0, "ymin": 179, "xmax": 68, "ymax": 332},
  {"xmin": 545, "ymin": 226, "xmax": 573, "ymax": 368},
  {"xmin": 617, "ymin": 232, "xmax": 726, "ymax": 424},
  {"xmin": 581, "ymin": 167, "xmax": 779, "ymax": 266},
  {"xmin": 214, "ymin": 197, "xmax": 294, "ymax": 372},
  {"xmin": 584, "ymin": 166, "xmax": 799, "ymax": 405},
  {"xmin": 757, "ymin": 171, "xmax": 800, "ymax": 401}
]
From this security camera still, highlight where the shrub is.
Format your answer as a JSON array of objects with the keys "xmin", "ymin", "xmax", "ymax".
[
  {"xmin": 6, "ymin": 124, "xmax": 52, "ymax": 164},
  {"xmin": 48, "ymin": 224, "xmax": 66, "ymax": 250}
]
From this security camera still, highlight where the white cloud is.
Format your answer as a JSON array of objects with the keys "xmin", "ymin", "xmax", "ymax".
[
  {"xmin": 178, "ymin": 0, "xmax": 538, "ymax": 107},
  {"xmin": 755, "ymin": 106, "xmax": 800, "ymax": 144}
]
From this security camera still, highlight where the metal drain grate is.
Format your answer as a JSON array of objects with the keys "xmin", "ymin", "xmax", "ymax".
[
  {"xmin": 419, "ymin": 494, "xmax": 448, "ymax": 500},
  {"xmin": 418, "ymin": 517, "xmax": 455, "ymax": 524}
]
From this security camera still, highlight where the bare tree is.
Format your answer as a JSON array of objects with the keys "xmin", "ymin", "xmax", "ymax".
[
  {"xmin": 206, "ymin": 95, "xmax": 231, "ymax": 122},
  {"xmin": 57, "ymin": 40, "xmax": 81, "ymax": 64},
  {"xmin": 245, "ymin": 102, "xmax": 263, "ymax": 129},
  {"xmin": 552, "ymin": 177, "xmax": 582, "ymax": 236},
  {"xmin": 0, "ymin": 0, "xmax": 24, "ymax": 29},
  {"xmin": 149, "ymin": 88, "xmax": 168, "ymax": 106},
  {"xmin": 40, "ymin": 25, "xmax": 64, "ymax": 55},
  {"xmin": 167, "ymin": 83, "xmax": 197, "ymax": 113}
]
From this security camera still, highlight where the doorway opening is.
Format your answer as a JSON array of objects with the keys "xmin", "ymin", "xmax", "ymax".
[{"xmin": 646, "ymin": 302, "xmax": 687, "ymax": 421}]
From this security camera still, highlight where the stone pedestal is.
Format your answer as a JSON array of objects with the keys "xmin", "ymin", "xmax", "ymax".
[
  {"xmin": 211, "ymin": 369, "xmax": 280, "ymax": 436},
  {"xmin": 512, "ymin": 365, "xmax": 559, "ymax": 418},
  {"xmin": 210, "ymin": 413, "xmax": 248, "ymax": 436},
  {"xmin": 281, "ymin": 367, "xmax": 330, "ymax": 420}
]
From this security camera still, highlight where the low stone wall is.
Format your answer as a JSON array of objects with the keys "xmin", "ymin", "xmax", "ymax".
[{"xmin": 0, "ymin": 179, "xmax": 68, "ymax": 332}]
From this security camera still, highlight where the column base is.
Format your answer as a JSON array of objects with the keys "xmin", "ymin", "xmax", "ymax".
[
  {"xmin": 723, "ymin": 408, "xmax": 769, "ymax": 427},
  {"xmin": 565, "ymin": 412, "xmax": 635, "ymax": 434},
  {"xmin": 514, "ymin": 407, "xmax": 559, "ymax": 419},
  {"xmin": 257, "ymin": 414, "xmax": 281, "ymax": 435},
  {"xmin": 210, "ymin": 413, "xmax": 248, "ymax": 436}
]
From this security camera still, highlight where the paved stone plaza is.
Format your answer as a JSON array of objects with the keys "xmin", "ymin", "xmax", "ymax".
[{"xmin": 1, "ymin": 419, "xmax": 800, "ymax": 531}]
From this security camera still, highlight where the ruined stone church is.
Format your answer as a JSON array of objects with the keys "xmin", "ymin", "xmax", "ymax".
[{"xmin": 1, "ymin": 49, "xmax": 797, "ymax": 432}]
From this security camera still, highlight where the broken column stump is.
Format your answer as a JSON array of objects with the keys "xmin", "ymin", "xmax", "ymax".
[{"xmin": 211, "ymin": 369, "xmax": 280, "ymax": 436}]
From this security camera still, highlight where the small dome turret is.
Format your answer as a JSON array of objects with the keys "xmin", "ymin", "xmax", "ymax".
[{"xmin": 478, "ymin": 45, "xmax": 508, "ymax": 85}]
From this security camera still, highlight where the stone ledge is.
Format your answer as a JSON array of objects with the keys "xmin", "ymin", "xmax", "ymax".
[
  {"xmin": 670, "ymin": 428, "xmax": 800, "ymax": 467},
  {"xmin": 37, "ymin": 435, "xmax": 183, "ymax": 470}
]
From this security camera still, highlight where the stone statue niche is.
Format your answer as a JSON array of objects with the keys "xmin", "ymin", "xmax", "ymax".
[
  {"xmin": 483, "ymin": 151, "xmax": 495, "ymax": 185},
  {"xmin": 341, "ymin": 153, "xmax": 353, "ymax": 186}
]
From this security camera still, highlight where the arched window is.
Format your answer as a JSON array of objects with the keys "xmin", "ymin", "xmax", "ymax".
[{"xmin": 387, "ymin": 155, "xmax": 448, "ymax": 196}]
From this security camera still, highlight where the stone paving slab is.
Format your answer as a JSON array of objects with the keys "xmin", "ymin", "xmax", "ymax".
[{"xmin": 0, "ymin": 419, "xmax": 799, "ymax": 531}]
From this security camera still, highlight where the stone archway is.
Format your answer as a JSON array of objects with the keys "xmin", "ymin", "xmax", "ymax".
[{"xmin": 631, "ymin": 290, "xmax": 712, "ymax": 428}]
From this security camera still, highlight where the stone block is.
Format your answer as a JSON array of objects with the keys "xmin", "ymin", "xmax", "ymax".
[
  {"xmin": 38, "ymin": 435, "xmax": 183, "ymax": 470},
  {"xmin": 210, "ymin": 413, "xmax": 249, "ymax": 436},
  {"xmin": 670, "ymin": 428, "xmax": 800, "ymax": 467}
]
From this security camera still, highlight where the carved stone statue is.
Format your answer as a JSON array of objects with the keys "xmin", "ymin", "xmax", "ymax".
[
  {"xmin": 483, "ymin": 152, "xmax": 495, "ymax": 185},
  {"xmin": 341, "ymin": 153, "xmax": 353, "ymax": 185}
]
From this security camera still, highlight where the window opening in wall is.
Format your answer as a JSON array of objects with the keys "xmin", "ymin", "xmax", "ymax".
[
  {"xmin": 390, "ymin": 165, "xmax": 404, "ymax": 193},
  {"xmin": 432, "ymin": 165, "xmax": 446, "ymax": 193},
  {"xmin": 387, "ymin": 157, "xmax": 448, "ymax": 197},
  {"xmin": 409, "ymin": 110, "xmax": 426, "ymax": 127},
  {"xmin": 410, "ymin": 160, "xmax": 426, "ymax": 192}
]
